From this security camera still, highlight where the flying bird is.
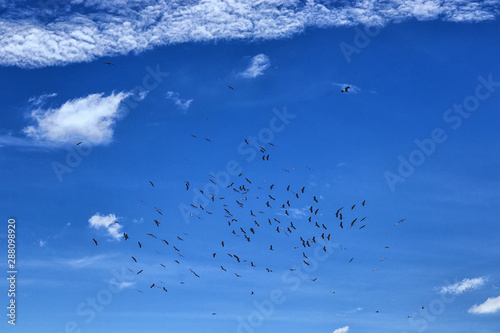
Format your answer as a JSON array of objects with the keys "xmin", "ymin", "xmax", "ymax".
[
  {"xmin": 341, "ymin": 86, "xmax": 350, "ymax": 92},
  {"xmin": 137, "ymin": 270, "xmax": 143, "ymax": 274},
  {"xmin": 227, "ymin": 85, "xmax": 234, "ymax": 90},
  {"xmin": 131, "ymin": 256, "xmax": 137, "ymax": 262},
  {"xmin": 103, "ymin": 62, "xmax": 115, "ymax": 66},
  {"xmin": 394, "ymin": 219, "xmax": 406, "ymax": 226},
  {"xmin": 149, "ymin": 181, "xmax": 154, "ymax": 187},
  {"xmin": 138, "ymin": 242, "xmax": 142, "ymax": 248},
  {"xmin": 74, "ymin": 141, "xmax": 82, "ymax": 146},
  {"xmin": 93, "ymin": 239, "xmax": 98, "ymax": 246}
]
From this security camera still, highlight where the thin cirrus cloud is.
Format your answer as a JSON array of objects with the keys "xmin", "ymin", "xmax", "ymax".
[
  {"xmin": 468, "ymin": 295, "xmax": 500, "ymax": 314},
  {"xmin": 333, "ymin": 326, "xmax": 349, "ymax": 333},
  {"xmin": 88, "ymin": 213, "xmax": 123, "ymax": 240},
  {"xmin": 238, "ymin": 54, "xmax": 271, "ymax": 79},
  {"xmin": 439, "ymin": 277, "xmax": 488, "ymax": 295},
  {"xmin": 0, "ymin": 1, "xmax": 498, "ymax": 68},
  {"xmin": 165, "ymin": 91, "xmax": 193, "ymax": 112},
  {"xmin": 21, "ymin": 91, "xmax": 131, "ymax": 146}
]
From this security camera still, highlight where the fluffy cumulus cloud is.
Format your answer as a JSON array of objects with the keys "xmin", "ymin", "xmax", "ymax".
[
  {"xmin": 88, "ymin": 213, "xmax": 122, "ymax": 239},
  {"xmin": 239, "ymin": 54, "xmax": 271, "ymax": 78},
  {"xmin": 0, "ymin": 0, "xmax": 498, "ymax": 68},
  {"xmin": 22, "ymin": 92, "xmax": 131, "ymax": 145},
  {"xmin": 440, "ymin": 277, "xmax": 487, "ymax": 295},
  {"xmin": 333, "ymin": 326, "xmax": 349, "ymax": 333},
  {"xmin": 165, "ymin": 91, "xmax": 193, "ymax": 112},
  {"xmin": 468, "ymin": 295, "xmax": 500, "ymax": 314}
]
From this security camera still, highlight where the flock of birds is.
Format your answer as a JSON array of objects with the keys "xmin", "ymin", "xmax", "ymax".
[{"xmin": 89, "ymin": 76, "xmax": 423, "ymax": 319}]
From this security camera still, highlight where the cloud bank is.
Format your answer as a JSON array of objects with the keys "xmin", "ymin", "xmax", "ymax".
[{"xmin": 0, "ymin": 0, "xmax": 498, "ymax": 68}]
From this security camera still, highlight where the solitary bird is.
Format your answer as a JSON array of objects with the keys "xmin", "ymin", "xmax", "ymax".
[
  {"xmin": 123, "ymin": 233, "xmax": 129, "ymax": 240},
  {"xmin": 227, "ymin": 85, "xmax": 234, "ymax": 90},
  {"xmin": 341, "ymin": 86, "xmax": 350, "ymax": 93},
  {"xmin": 149, "ymin": 181, "xmax": 154, "ymax": 187},
  {"xmin": 103, "ymin": 62, "xmax": 115, "ymax": 66},
  {"xmin": 74, "ymin": 141, "xmax": 82, "ymax": 146},
  {"xmin": 137, "ymin": 270, "xmax": 143, "ymax": 274},
  {"xmin": 394, "ymin": 219, "xmax": 406, "ymax": 226},
  {"xmin": 93, "ymin": 239, "xmax": 98, "ymax": 246},
  {"xmin": 131, "ymin": 256, "xmax": 137, "ymax": 262},
  {"xmin": 138, "ymin": 242, "xmax": 142, "ymax": 248}
]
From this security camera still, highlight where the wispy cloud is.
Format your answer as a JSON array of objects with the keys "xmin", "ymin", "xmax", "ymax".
[
  {"xmin": 88, "ymin": 213, "xmax": 123, "ymax": 240},
  {"xmin": 238, "ymin": 54, "xmax": 270, "ymax": 79},
  {"xmin": 20, "ymin": 92, "xmax": 131, "ymax": 146},
  {"xmin": 468, "ymin": 295, "xmax": 500, "ymax": 314},
  {"xmin": 1, "ymin": 1, "xmax": 496, "ymax": 68},
  {"xmin": 65, "ymin": 254, "xmax": 112, "ymax": 268},
  {"xmin": 440, "ymin": 277, "xmax": 487, "ymax": 295},
  {"xmin": 38, "ymin": 240, "xmax": 47, "ymax": 247},
  {"xmin": 332, "ymin": 83, "xmax": 361, "ymax": 94},
  {"xmin": 333, "ymin": 326, "xmax": 349, "ymax": 333},
  {"xmin": 165, "ymin": 91, "xmax": 193, "ymax": 113},
  {"xmin": 28, "ymin": 93, "xmax": 57, "ymax": 107}
]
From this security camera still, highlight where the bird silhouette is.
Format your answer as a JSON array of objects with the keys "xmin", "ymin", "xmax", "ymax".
[{"xmin": 93, "ymin": 239, "xmax": 98, "ymax": 246}]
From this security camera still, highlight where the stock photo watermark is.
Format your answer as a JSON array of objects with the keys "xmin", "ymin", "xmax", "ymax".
[
  {"xmin": 62, "ymin": 267, "xmax": 136, "ymax": 333},
  {"xmin": 385, "ymin": 74, "xmax": 500, "ymax": 192},
  {"xmin": 6, "ymin": 218, "xmax": 17, "ymax": 325},
  {"xmin": 236, "ymin": 238, "xmax": 336, "ymax": 333},
  {"xmin": 340, "ymin": 25, "xmax": 382, "ymax": 64},
  {"xmin": 51, "ymin": 64, "xmax": 168, "ymax": 182},
  {"xmin": 178, "ymin": 107, "xmax": 297, "ymax": 225}
]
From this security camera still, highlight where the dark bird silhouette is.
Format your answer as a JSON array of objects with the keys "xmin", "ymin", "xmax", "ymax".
[
  {"xmin": 341, "ymin": 86, "xmax": 350, "ymax": 92},
  {"xmin": 212, "ymin": 253, "xmax": 216, "ymax": 258},
  {"xmin": 103, "ymin": 62, "xmax": 115, "ymax": 66},
  {"xmin": 190, "ymin": 269, "xmax": 200, "ymax": 277},
  {"xmin": 204, "ymin": 138, "xmax": 211, "ymax": 142},
  {"xmin": 266, "ymin": 268, "xmax": 272, "ymax": 272},
  {"xmin": 270, "ymin": 245, "xmax": 274, "ymax": 251},
  {"xmin": 359, "ymin": 225, "xmax": 366, "ymax": 229},
  {"xmin": 351, "ymin": 204, "xmax": 356, "ymax": 210},
  {"xmin": 150, "ymin": 283, "xmax": 155, "ymax": 288},
  {"xmin": 163, "ymin": 287, "xmax": 168, "ymax": 292},
  {"xmin": 131, "ymin": 256, "xmax": 137, "ymax": 262},
  {"xmin": 311, "ymin": 278, "xmax": 317, "ymax": 281},
  {"xmin": 221, "ymin": 241, "xmax": 224, "ymax": 247},
  {"xmin": 162, "ymin": 239, "xmax": 169, "ymax": 245},
  {"xmin": 93, "ymin": 238, "xmax": 98, "ymax": 246},
  {"xmin": 348, "ymin": 258, "xmax": 354, "ymax": 263},
  {"xmin": 137, "ymin": 270, "xmax": 143, "ymax": 274},
  {"xmin": 235, "ymin": 273, "xmax": 241, "ymax": 277},
  {"xmin": 227, "ymin": 85, "xmax": 234, "ymax": 90},
  {"xmin": 149, "ymin": 181, "xmax": 154, "ymax": 187},
  {"xmin": 174, "ymin": 260, "xmax": 180, "ymax": 264},
  {"xmin": 154, "ymin": 220, "xmax": 160, "ymax": 227},
  {"xmin": 74, "ymin": 141, "xmax": 82, "ymax": 146},
  {"xmin": 313, "ymin": 196, "xmax": 318, "ymax": 203},
  {"xmin": 221, "ymin": 266, "xmax": 227, "ymax": 271},
  {"xmin": 362, "ymin": 200, "xmax": 366, "ymax": 206},
  {"xmin": 185, "ymin": 181, "xmax": 190, "ymax": 190},
  {"xmin": 138, "ymin": 242, "xmax": 142, "ymax": 248},
  {"xmin": 123, "ymin": 233, "xmax": 129, "ymax": 240},
  {"xmin": 394, "ymin": 219, "xmax": 406, "ymax": 226}
]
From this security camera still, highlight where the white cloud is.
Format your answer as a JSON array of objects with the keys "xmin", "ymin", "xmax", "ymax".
[
  {"xmin": 333, "ymin": 326, "xmax": 349, "ymax": 333},
  {"xmin": 440, "ymin": 277, "xmax": 487, "ymax": 295},
  {"xmin": 165, "ymin": 91, "xmax": 193, "ymax": 112},
  {"xmin": 22, "ymin": 92, "xmax": 130, "ymax": 146},
  {"xmin": 28, "ymin": 93, "xmax": 57, "ymax": 107},
  {"xmin": 109, "ymin": 281, "xmax": 136, "ymax": 290},
  {"xmin": 65, "ymin": 254, "xmax": 111, "ymax": 268},
  {"xmin": 88, "ymin": 213, "xmax": 122, "ymax": 239},
  {"xmin": 239, "ymin": 54, "xmax": 270, "ymax": 79},
  {"xmin": 38, "ymin": 240, "xmax": 46, "ymax": 247},
  {"xmin": 468, "ymin": 295, "xmax": 500, "ymax": 314},
  {"xmin": 1, "ymin": 1, "xmax": 497, "ymax": 68}
]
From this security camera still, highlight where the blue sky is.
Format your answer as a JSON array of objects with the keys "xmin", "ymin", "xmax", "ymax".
[{"xmin": 1, "ymin": 1, "xmax": 500, "ymax": 332}]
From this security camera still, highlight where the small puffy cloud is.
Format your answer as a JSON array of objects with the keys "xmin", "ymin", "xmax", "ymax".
[
  {"xmin": 468, "ymin": 295, "xmax": 500, "ymax": 314},
  {"xmin": 333, "ymin": 326, "xmax": 349, "ymax": 333},
  {"xmin": 88, "ymin": 213, "xmax": 122, "ymax": 239},
  {"xmin": 38, "ymin": 240, "xmax": 46, "ymax": 247},
  {"xmin": 440, "ymin": 277, "xmax": 487, "ymax": 295},
  {"xmin": 239, "ymin": 54, "xmax": 270, "ymax": 79},
  {"xmin": 109, "ymin": 281, "xmax": 135, "ymax": 290},
  {"xmin": 22, "ymin": 92, "xmax": 131, "ymax": 146},
  {"xmin": 165, "ymin": 91, "xmax": 193, "ymax": 113}
]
